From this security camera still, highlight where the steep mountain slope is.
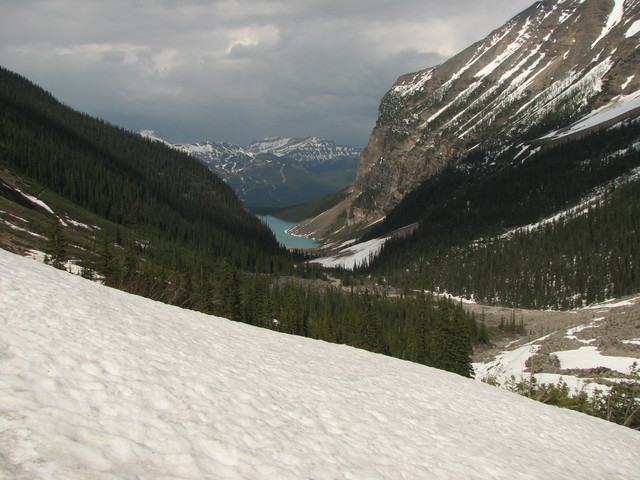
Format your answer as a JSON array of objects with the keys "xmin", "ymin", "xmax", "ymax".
[
  {"xmin": 304, "ymin": 0, "xmax": 640, "ymax": 238},
  {"xmin": 0, "ymin": 66, "xmax": 293, "ymax": 290},
  {"xmin": 348, "ymin": 118, "xmax": 640, "ymax": 308},
  {"xmin": 2, "ymin": 248, "xmax": 639, "ymax": 479},
  {"xmin": 141, "ymin": 131, "xmax": 361, "ymax": 208},
  {"xmin": 295, "ymin": 0, "xmax": 640, "ymax": 311}
]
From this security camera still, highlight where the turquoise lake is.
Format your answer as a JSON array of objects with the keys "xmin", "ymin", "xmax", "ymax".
[{"xmin": 259, "ymin": 216, "xmax": 320, "ymax": 249}]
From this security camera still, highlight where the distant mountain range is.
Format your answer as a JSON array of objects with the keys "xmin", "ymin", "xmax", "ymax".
[
  {"xmin": 0, "ymin": 65, "xmax": 293, "ymax": 300},
  {"xmin": 140, "ymin": 131, "xmax": 361, "ymax": 208}
]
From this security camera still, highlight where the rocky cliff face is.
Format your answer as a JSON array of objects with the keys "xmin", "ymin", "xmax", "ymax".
[{"xmin": 332, "ymin": 0, "xmax": 640, "ymax": 234}]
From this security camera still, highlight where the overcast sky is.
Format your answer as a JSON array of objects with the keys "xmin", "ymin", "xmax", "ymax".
[{"xmin": 0, "ymin": 0, "xmax": 534, "ymax": 146}]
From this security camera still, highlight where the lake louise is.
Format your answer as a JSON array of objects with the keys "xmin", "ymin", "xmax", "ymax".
[{"xmin": 259, "ymin": 215, "xmax": 320, "ymax": 249}]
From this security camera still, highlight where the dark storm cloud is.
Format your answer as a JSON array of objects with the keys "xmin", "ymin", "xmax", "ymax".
[{"xmin": 0, "ymin": 0, "xmax": 534, "ymax": 146}]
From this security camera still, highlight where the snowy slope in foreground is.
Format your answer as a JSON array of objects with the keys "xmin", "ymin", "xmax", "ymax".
[{"xmin": 1, "ymin": 249, "xmax": 639, "ymax": 479}]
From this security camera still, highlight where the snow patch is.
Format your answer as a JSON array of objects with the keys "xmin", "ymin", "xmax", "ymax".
[
  {"xmin": 621, "ymin": 75, "xmax": 635, "ymax": 90},
  {"xmin": 0, "ymin": 218, "xmax": 46, "ymax": 238},
  {"xmin": 540, "ymin": 90, "xmax": 640, "ymax": 141},
  {"xmin": 473, "ymin": 335, "xmax": 551, "ymax": 384},
  {"xmin": 311, "ymin": 237, "xmax": 388, "ymax": 270},
  {"xmin": 625, "ymin": 19, "xmax": 640, "ymax": 38},
  {"xmin": 3, "ymin": 248, "xmax": 640, "ymax": 478},
  {"xmin": 65, "ymin": 216, "xmax": 98, "ymax": 231},
  {"xmin": 533, "ymin": 373, "xmax": 609, "ymax": 396},
  {"xmin": 564, "ymin": 317, "xmax": 606, "ymax": 344},
  {"xmin": 582, "ymin": 294, "xmax": 640, "ymax": 310},
  {"xmin": 591, "ymin": 0, "xmax": 625, "ymax": 48},
  {"xmin": 15, "ymin": 189, "xmax": 54, "ymax": 215},
  {"xmin": 552, "ymin": 346, "xmax": 639, "ymax": 374}
]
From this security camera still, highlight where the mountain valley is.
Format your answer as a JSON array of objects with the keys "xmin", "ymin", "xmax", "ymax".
[{"xmin": 1, "ymin": 1, "xmax": 640, "ymax": 476}]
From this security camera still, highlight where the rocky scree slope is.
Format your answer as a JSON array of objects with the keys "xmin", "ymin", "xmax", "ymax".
[{"xmin": 312, "ymin": 0, "xmax": 640, "ymax": 237}]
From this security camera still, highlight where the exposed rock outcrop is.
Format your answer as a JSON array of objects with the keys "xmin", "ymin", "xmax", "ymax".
[{"xmin": 317, "ymin": 0, "xmax": 640, "ymax": 238}]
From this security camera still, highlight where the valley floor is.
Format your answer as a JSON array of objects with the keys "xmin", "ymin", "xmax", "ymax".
[
  {"xmin": 468, "ymin": 294, "xmax": 640, "ymax": 395},
  {"xmin": 287, "ymin": 269, "xmax": 640, "ymax": 396}
]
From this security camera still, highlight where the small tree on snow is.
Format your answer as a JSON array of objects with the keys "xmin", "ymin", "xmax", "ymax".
[{"xmin": 45, "ymin": 215, "xmax": 67, "ymax": 269}]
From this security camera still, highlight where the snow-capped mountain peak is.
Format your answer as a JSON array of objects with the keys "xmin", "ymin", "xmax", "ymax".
[
  {"xmin": 247, "ymin": 136, "xmax": 361, "ymax": 163},
  {"xmin": 139, "ymin": 131, "xmax": 361, "ymax": 207},
  {"xmin": 139, "ymin": 132, "xmax": 361, "ymax": 166}
]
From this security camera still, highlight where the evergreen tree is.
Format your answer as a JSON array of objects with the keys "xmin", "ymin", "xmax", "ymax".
[
  {"xmin": 219, "ymin": 262, "xmax": 242, "ymax": 321},
  {"xmin": 430, "ymin": 302, "xmax": 474, "ymax": 377},
  {"xmin": 45, "ymin": 215, "xmax": 66, "ymax": 269}
]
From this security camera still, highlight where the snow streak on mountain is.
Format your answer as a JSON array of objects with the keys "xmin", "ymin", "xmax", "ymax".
[
  {"xmin": 1, "ymin": 249, "xmax": 640, "ymax": 479},
  {"xmin": 336, "ymin": 0, "xmax": 640, "ymax": 230}
]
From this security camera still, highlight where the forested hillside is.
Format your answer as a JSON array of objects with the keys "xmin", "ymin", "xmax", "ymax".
[
  {"xmin": 0, "ymin": 67, "xmax": 288, "ymax": 264},
  {"xmin": 0, "ymin": 65, "xmax": 299, "ymax": 310},
  {"xmin": 0, "ymin": 66, "xmax": 481, "ymax": 377},
  {"xmin": 364, "ymin": 119, "xmax": 640, "ymax": 309}
]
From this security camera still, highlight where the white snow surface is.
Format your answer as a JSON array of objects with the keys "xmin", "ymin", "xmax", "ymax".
[
  {"xmin": 591, "ymin": 0, "xmax": 625, "ymax": 48},
  {"xmin": 473, "ymin": 335, "xmax": 550, "ymax": 385},
  {"xmin": 626, "ymin": 19, "xmax": 640, "ymax": 38},
  {"xmin": 540, "ymin": 90, "xmax": 640, "ymax": 141},
  {"xmin": 311, "ymin": 237, "xmax": 389, "ymax": 270},
  {"xmin": 2, "ymin": 249, "xmax": 640, "ymax": 479},
  {"xmin": 552, "ymin": 346, "xmax": 639, "ymax": 374}
]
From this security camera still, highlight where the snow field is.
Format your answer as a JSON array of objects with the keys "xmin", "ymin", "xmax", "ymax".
[
  {"xmin": 1, "ymin": 248, "xmax": 640, "ymax": 479},
  {"xmin": 475, "ymin": 296, "xmax": 640, "ymax": 400},
  {"xmin": 540, "ymin": 90, "xmax": 640, "ymax": 141},
  {"xmin": 473, "ymin": 337, "xmax": 548, "ymax": 385},
  {"xmin": 551, "ymin": 346, "xmax": 638, "ymax": 374},
  {"xmin": 311, "ymin": 237, "xmax": 389, "ymax": 270}
]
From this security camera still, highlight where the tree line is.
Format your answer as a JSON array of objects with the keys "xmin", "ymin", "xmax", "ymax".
[{"xmin": 363, "ymin": 119, "xmax": 640, "ymax": 309}]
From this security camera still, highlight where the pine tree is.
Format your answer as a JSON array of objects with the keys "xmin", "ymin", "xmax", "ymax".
[
  {"xmin": 45, "ymin": 215, "xmax": 66, "ymax": 269},
  {"xmin": 219, "ymin": 262, "xmax": 242, "ymax": 321},
  {"xmin": 96, "ymin": 234, "xmax": 121, "ymax": 285},
  {"xmin": 430, "ymin": 301, "xmax": 474, "ymax": 377}
]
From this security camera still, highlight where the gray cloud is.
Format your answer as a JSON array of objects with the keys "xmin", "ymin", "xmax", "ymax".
[{"xmin": 0, "ymin": 0, "xmax": 533, "ymax": 146}]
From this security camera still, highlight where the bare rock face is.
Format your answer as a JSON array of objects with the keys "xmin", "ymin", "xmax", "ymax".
[{"xmin": 337, "ymin": 0, "xmax": 640, "ymax": 234}]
